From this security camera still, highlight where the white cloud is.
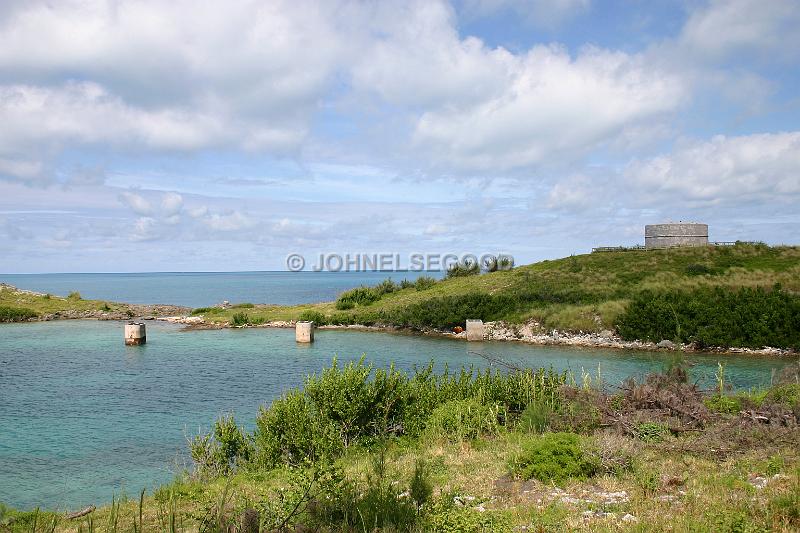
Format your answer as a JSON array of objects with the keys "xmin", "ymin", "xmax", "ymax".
[
  {"xmin": 546, "ymin": 174, "xmax": 599, "ymax": 209},
  {"xmin": 625, "ymin": 132, "xmax": 800, "ymax": 204},
  {"xmin": 203, "ymin": 211, "xmax": 256, "ymax": 232},
  {"xmin": 412, "ymin": 45, "xmax": 685, "ymax": 171},
  {"xmin": 131, "ymin": 217, "xmax": 160, "ymax": 241},
  {"xmin": 0, "ymin": 156, "xmax": 45, "ymax": 184},
  {"xmin": 119, "ymin": 191, "xmax": 153, "ymax": 216},
  {"xmin": 424, "ymin": 223, "xmax": 449, "ymax": 236},
  {"xmin": 679, "ymin": 0, "xmax": 800, "ymax": 61},
  {"xmin": 160, "ymin": 193, "xmax": 184, "ymax": 217},
  {"xmin": 0, "ymin": 0, "xmax": 349, "ymax": 163}
]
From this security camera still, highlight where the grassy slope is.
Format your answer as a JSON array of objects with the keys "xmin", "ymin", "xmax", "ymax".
[
  {"xmin": 200, "ymin": 244, "xmax": 800, "ymax": 332},
  {"xmin": 0, "ymin": 288, "xmax": 127, "ymax": 318}
]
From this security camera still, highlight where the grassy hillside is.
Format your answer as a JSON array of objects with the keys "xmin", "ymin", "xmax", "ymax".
[
  {"xmin": 0, "ymin": 284, "xmax": 187, "ymax": 321},
  {"xmin": 198, "ymin": 244, "xmax": 800, "ymax": 340}
]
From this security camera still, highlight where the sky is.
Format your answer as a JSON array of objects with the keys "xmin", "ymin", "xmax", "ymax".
[{"xmin": 0, "ymin": 0, "xmax": 798, "ymax": 273}]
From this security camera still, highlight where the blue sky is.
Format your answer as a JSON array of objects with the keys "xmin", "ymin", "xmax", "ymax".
[{"xmin": 0, "ymin": 0, "xmax": 798, "ymax": 273}]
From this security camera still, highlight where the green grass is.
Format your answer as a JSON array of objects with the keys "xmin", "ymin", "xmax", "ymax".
[
  {"xmin": 0, "ymin": 286, "xmax": 126, "ymax": 318},
  {"xmin": 193, "ymin": 244, "xmax": 800, "ymax": 340}
]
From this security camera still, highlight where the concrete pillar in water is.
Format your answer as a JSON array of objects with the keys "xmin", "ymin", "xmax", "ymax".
[
  {"xmin": 124, "ymin": 322, "xmax": 146, "ymax": 345},
  {"xmin": 466, "ymin": 319, "xmax": 484, "ymax": 341},
  {"xmin": 295, "ymin": 321, "xmax": 315, "ymax": 343}
]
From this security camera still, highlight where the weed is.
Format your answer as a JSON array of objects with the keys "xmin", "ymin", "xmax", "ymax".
[{"xmin": 635, "ymin": 422, "xmax": 669, "ymax": 442}]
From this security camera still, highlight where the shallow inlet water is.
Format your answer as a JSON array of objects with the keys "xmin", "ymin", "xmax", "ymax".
[{"xmin": 0, "ymin": 320, "xmax": 795, "ymax": 510}]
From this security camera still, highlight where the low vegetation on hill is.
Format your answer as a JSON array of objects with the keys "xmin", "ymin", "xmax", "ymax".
[
  {"xmin": 197, "ymin": 244, "xmax": 800, "ymax": 349},
  {"xmin": 4, "ymin": 358, "xmax": 798, "ymax": 532}
]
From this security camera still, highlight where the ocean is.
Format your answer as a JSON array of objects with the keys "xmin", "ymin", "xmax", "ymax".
[{"xmin": 1, "ymin": 271, "xmax": 442, "ymax": 308}]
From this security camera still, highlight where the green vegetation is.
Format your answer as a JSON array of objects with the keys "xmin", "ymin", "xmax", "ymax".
[
  {"xmin": 193, "ymin": 244, "xmax": 800, "ymax": 349},
  {"xmin": 8, "ymin": 359, "xmax": 799, "ymax": 532},
  {"xmin": 0, "ymin": 305, "xmax": 37, "ymax": 322},
  {"xmin": 617, "ymin": 285, "xmax": 800, "ymax": 349},
  {"xmin": 0, "ymin": 286, "xmax": 130, "ymax": 320},
  {"xmin": 511, "ymin": 432, "xmax": 599, "ymax": 484}
]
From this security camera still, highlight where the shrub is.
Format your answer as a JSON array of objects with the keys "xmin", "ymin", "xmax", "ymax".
[
  {"xmin": 67, "ymin": 291, "xmax": 81, "ymax": 299},
  {"xmin": 511, "ymin": 432, "xmax": 599, "ymax": 484},
  {"xmin": 518, "ymin": 400, "xmax": 552, "ymax": 433},
  {"xmin": 298, "ymin": 310, "xmax": 326, "ymax": 325},
  {"xmin": 198, "ymin": 360, "xmax": 566, "ymax": 472},
  {"xmin": 616, "ymin": 286, "xmax": 800, "ymax": 349},
  {"xmin": 191, "ymin": 307, "xmax": 224, "ymax": 315},
  {"xmin": 231, "ymin": 303, "xmax": 255, "ymax": 309},
  {"xmin": 189, "ymin": 414, "xmax": 252, "ymax": 477},
  {"xmin": 685, "ymin": 263, "xmax": 713, "ymax": 276},
  {"xmin": 445, "ymin": 260, "xmax": 480, "ymax": 279},
  {"xmin": 762, "ymin": 383, "xmax": 800, "ymax": 409},
  {"xmin": 425, "ymin": 399, "xmax": 501, "ymax": 441},
  {"xmin": 0, "ymin": 306, "xmax": 37, "ymax": 322},
  {"xmin": 414, "ymin": 276, "xmax": 437, "ymax": 291},
  {"xmin": 335, "ymin": 299, "xmax": 355, "ymax": 310},
  {"xmin": 230, "ymin": 312, "xmax": 250, "ymax": 326},
  {"xmin": 400, "ymin": 278, "xmax": 415, "ymax": 290},
  {"xmin": 253, "ymin": 390, "xmax": 341, "ymax": 467}
]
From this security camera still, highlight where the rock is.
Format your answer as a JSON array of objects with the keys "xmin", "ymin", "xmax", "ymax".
[
  {"xmin": 657, "ymin": 340, "xmax": 675, "ymax": 349},
  {"xmin": 621, "ymin": 513, "xmax": 638, "ymax": 523}
]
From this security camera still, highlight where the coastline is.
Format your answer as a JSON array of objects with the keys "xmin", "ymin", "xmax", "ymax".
[
  {"xmin": 160, "ymin": 315, "xmax": 795, "ymax": 357},
  {"xmin": 2, "ymin": 282, "xmax": 795, "ymax": 357}
]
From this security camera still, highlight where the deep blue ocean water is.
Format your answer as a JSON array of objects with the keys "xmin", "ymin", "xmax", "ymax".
[
  {"xmin": 1, "ymin": 271, "xmax": 442, "ymax": 308},
  {"xmin": 0, "ymin": 320, "xmax": 793, "ymax": 510}
]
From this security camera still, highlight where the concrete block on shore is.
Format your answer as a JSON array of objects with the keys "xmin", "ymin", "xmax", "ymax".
[
  {"xmin": 466, "ymin": 319, "xmax": 484, "ymax": 341},
  {"xmin": 124, "ymin": 322, "xmax": 146, "ymax": 345},
  {"xmin": 296, "ymin": 321, "xmax": 315, "ymax": 343}
]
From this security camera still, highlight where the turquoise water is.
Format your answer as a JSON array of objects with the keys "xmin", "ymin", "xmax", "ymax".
[
  {"xmin": 1, "ymin": 271, "xmax": 442, "ymax": 307},
  {"xmin": 0, "ymin": 320, "xmax": 794, "ymax": 510}
]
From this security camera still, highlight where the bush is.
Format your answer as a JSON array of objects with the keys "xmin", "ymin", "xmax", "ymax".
[
  {"xmin": 0, "ymin": 306, "xmax": 37, "ymax": 322},
  {"xmin": 762, "ymin": 383, "xmax": 800, "ymax": 409},
  {"xmin": 511, "ymin": 432, "xmax": 599, "ymax": 484},
  {"xmin": 230, "ymin": 312, "xmax": 250, "ymax": 326},
  {"xmin": 189, "ymin": 414, "xmax": 252, "ymax": 477},
  {"xmin": 298, "ymin": 310, "xmax": 326, "ymax": 325},
  {"xmin": 445, "ymin": 260, "xmax": 480, "ymax": 279},
  {"xmin": 231, "ymin": 302, "xmax": 254, "ymax": 309},
  {"xmin": 616, "ymin": 286, "xmax": 800, "ymax": 349},
  {"xmin": 334, "ymin": 279, "xmax": 400, "ymax": 310},
  {"xmin": 414, "ymin": 276, "xmax": 437, "ymax": 291},
  {"xmin": 253, "ymin": 390, "xmax": 341, "ymax": 467},
  {"xmin": 425, "ymin": 399, "xmax": 501, "ymax": 441},
  {"xmin": 205, "ymin": 360, "xmax": 566, "ymax": 472},
  {"xmin": 518, "ymin": 400, "xmax": 552, "ymax": 433},
  {"xmin": 400, "ymin": 278, "xmax": 415, "ymax": 290},
  {"xmin": 685, "ymin": 263, "xmax": 713, "ymax": 276},
  {"xmin": 67, "ymin": 291, "xmax": 81, "ymax": 299}
]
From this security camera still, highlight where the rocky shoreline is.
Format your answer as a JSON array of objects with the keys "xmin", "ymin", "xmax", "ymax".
[
  {"xmin": 164, "ymin": 315, "xmax": 795, "ymax": 357},
  {"xmin": 2, "ymin": 281, "xmax": 793, "ymax": 356}
]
